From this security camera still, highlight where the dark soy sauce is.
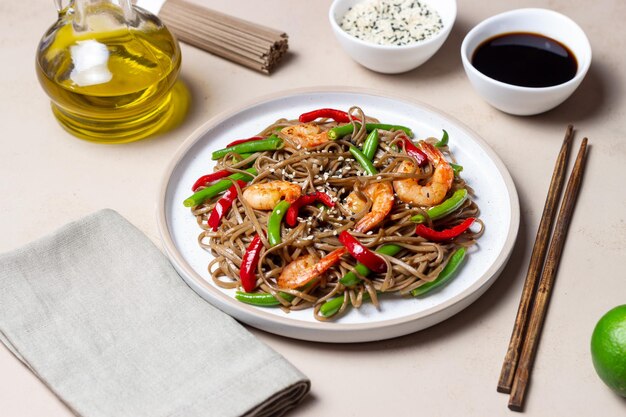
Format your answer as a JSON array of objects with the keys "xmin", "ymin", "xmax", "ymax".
[{"xmin": 471, "ymin": 32, "xmax": 578, "ymax": 88}]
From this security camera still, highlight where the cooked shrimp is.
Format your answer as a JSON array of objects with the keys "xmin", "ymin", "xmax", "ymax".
[
  {"xmin": 242, "ymin": 181, "xmax": 301, "ymax": 210},
  {"xmin": 393, "ymin": 141, "xmax": 453, "ymax": 206},
  {"xmin": 345, "ymin": 191, "xmax": 367, "ymax": 214},
  {"xmin": 277, "ymin": 248, "xmax": 347, "ymax": 289},
  {"xmin": 345, "ymin": 182, "xmax": 394, "ymax": 233},
  {"xmin": 279, "ymin": 123, "xmax": 330, "ymax": 149}
]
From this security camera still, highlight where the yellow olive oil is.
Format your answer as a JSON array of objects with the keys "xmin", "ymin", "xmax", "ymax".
[{"xmin": 36, "ymin": 7, "xmax": 187, "ymax": 143}]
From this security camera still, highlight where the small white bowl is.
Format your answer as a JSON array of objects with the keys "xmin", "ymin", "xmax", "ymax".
[
  {"xmin": 461, "ymin": 8, "xmax": 592, "ymax": 116},
  {"xmin": 329, "ymin": 0, "xmax": 457, "ymax": 74}
]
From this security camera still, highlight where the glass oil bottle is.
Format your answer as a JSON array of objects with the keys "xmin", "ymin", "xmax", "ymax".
[{"xmin": 36, "ymin": 0, "xmax": 187, "ymax": 143}]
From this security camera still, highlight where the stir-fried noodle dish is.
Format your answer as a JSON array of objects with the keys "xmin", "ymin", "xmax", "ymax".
[{"xmin": 184, "ymin": 107, "xmax": 483, "ymax": 321}]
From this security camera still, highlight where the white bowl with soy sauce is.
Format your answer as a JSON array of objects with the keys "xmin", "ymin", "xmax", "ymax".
[{"xmin": 461, "ymin": 8, "xmax": 591, "ymax": 116}]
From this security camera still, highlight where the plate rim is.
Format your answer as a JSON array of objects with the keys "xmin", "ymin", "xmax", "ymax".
[{"xmin": 156, "ymin": 86, "xmax": 520, "ymax": 342}]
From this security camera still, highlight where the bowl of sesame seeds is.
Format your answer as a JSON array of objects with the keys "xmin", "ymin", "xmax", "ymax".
[{"xmin": 329, "ymin": 0, "xmax": 456, "ymax": 73}]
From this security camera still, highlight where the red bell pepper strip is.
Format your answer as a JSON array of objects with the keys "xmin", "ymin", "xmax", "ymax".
[
  {"xmin": 398, "ymin": 134, "xmax": 428, "ymax": 166},
  {"xmin": 298, "ymin": 108, "xmax": 359, "ymax": 123},
  {"xmin": 240, "ymin": 233, "xmax": 264, "ymax": 292},
  {"xmin": 415, "ymin": 217, "xmax": 476, "ymax": 242},
  {"xmin": 285, "ymin": 192, "xmax": 335, "ymax": 227},
  {"xmin": 226, "ymin": 136, "xmax": 263, "ymax": 148},
  {"xmin": 191, "ymin": 170, "xmax": 232, "ymax": 191},
  {"xmin": 206, "ymin": 180, "xmax": 248, "ymax": 231},
  {"xmin": 338, "ymin": 231, "xmax": 387, "ymax": 273}
]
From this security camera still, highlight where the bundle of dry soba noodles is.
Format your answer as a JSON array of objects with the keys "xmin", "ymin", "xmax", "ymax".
[
  {"xmin": 186, "ymin": 106, "xmax": 483, "ymax": 321},
  {"xmin": 159, "ymin": 0, "xmax": 288, "ymax": 74}
]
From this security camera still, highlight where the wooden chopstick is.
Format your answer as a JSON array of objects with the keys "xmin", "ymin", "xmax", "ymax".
[
  {"xmin": 497, "ymin": 125, "xmax": 574, "ymax": 393},
  {"xmin": 508, "ymin": 137, "xmax": 589, "ymax": 411}
]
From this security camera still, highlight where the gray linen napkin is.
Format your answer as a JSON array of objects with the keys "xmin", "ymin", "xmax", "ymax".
[{"xmin": 0, "ymin": 209, "xmax": 309, "ymax": 417}]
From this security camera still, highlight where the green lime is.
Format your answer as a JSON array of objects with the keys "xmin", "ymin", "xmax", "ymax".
[{"xmin": 591, "ymin": 305, "xmax": 626, "ymax": 397}]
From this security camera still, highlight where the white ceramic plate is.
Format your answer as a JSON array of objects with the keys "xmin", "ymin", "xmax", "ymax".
[{"xmin": 157, "ymin": 87, "xmax": 519, "ymax": 343}]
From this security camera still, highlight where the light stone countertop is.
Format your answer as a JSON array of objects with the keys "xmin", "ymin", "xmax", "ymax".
[{"xmin": 1, "ymin": 0, "xmax": 625, "ymax": 416}]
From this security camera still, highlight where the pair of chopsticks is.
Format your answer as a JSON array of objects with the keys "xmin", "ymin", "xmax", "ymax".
[{"xmin": 497, "ymin": 125, "xmax": 589, "ymax": 411}]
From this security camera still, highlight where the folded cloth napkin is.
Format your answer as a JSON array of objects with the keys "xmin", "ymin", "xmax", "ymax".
[{"xmin": 0, "ymin": 209, "xmax": 309, "ymax": 417}]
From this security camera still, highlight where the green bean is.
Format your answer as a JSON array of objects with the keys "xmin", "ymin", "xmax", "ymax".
[
  {"xmin": 349, "ymin": 146, "xmax": 378, "ymax": 176},
  {"xmin": 435, "ymin": 129, "xmax": 449, "ymax": 147},
  {"xmin": 411, "ymin": 188, "xmax": 468, "ymax": 223},
  {"xmin": 411, "ymin": 247, "xmax": 466, "ymax": 296},
  {"xmin": 211, "ymin": 137, "xmax": 283, "ymax": 160},
  {"xmin": 450, "ymin": 163, "xmax": 463, "ymax": 176},
  {"xmin": 362, "ymin": 129, "xmax": 380, "ymax": 160},
  {"xmin": 183, "ymin": 168, "xmax": 257, "ymax": 207},
  {"xmin": 320, "ymin": 296, "xmax": 344, "ymax": 317},
  {"xmin": 328, "ymin": 123, "xmax": 413, "ymax": 140},
  {"xmin": 235, "ymin": 291, "xmax": 295, "ymax": 307},
  {"xmin": 340, "ymin": 244, "xmax": 404, "ymax": 287},
  {"xmin": 320, "ymin": 292, "xmax": 372, "ymax": 317},
  {"xmin": 268, "ymin": 200, "xmax": 290, "ymax": 246}
]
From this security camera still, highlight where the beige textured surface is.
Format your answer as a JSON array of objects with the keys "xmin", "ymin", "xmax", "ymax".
[{"xmin": 1, "ymin": 0, "xmax": 625, "ymax": 415}]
